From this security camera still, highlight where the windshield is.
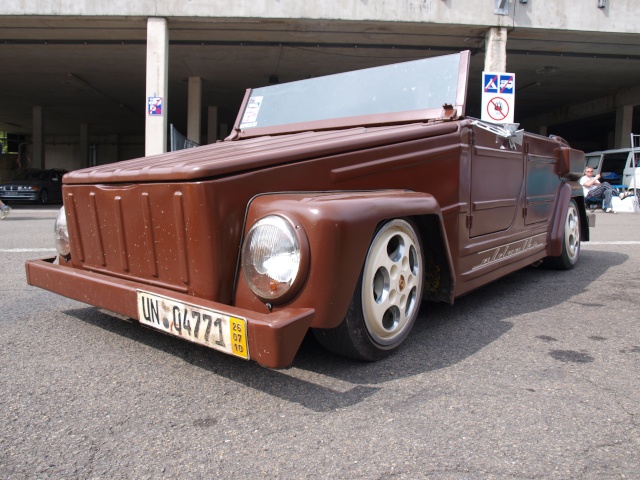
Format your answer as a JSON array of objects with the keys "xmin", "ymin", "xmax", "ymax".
[
  {"xmin": 234, "ymin": 51, "xmax": 469, "ymax": 138},
  {"xmin": 585, "ymin": 155, "xmax": 601, "ymax": 169}
]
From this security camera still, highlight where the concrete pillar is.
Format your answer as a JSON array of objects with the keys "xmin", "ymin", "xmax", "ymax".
[
  {"xmin": 187, "ymin": 77, "xmax": 202, "ymax": 145},
  {"xmin": 207, "ymin": 106, "xmax": 218, "ymax": 144},
  {"xmin": 614, "ymin": 105, "xmax": 633, "ymax": 149},
  {"xmin": 32, "ymin": 106, "xmax": 45, "ymax": 169},
  {"xmin": 484, "ymin": 27, "xmax": 508, "ymax": 73},
  {"xmin": 145, "ymin": 17, "xmax": 169, "ymax": 157},
  {"xmin": 80, "ymin": 123, "xmax": 89, "ymax": 167}
]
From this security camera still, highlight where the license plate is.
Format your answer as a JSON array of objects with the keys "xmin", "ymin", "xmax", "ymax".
[{"xmin": 136, "ymin": 290, "xmax": 248, "ymax": 359}]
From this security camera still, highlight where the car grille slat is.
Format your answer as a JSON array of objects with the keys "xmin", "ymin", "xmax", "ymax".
[
  {"xmin": 172, "ymin": 192, "xmax": 190, "ymax": 285},
  {"xmin": 89, "ymin": 192, "xmax": 106, "ymax": 266},
  {"xmin": 141, "ymin": 192, "xmax": 159, "ymax": 278}
]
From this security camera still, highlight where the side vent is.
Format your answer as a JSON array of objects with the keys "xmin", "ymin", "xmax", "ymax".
[
  {"xmin": 173, "ymin": 192, "xmax": 190, "ymax": 285},
  {"xmin": 141, "ymin": 192, "xmax": 159, "ymax": 278},
  {"xmin": 114, "ymin": 196, "xmax": 129, "ymax": 272}
]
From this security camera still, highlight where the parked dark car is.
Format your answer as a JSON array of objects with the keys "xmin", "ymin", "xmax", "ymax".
[{"xmin": 0, "ymin": 168, "xmax": 67, "ymax": 204}]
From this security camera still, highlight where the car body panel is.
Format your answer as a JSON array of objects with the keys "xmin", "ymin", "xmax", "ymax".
[{"xmin": 235, "ymin": 190, "xmax": 453, "ymax": 328}]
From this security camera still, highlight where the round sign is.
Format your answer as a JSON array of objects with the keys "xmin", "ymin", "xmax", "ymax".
[{"xmin": 486, "ymin": 96, "xmax": 509, "ymax": 121}]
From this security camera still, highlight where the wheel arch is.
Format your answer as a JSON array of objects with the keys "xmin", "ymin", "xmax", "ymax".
[
  {"xmin": 548, "ymin": 183, "xmax": 589, "ymax": 257},
  {"xmin": 38, "ymin": 188, "xmax": 49, "ymax": 204},
  {"xmin": 410, "ymin": 213, "xmax": 455, "ymax": 304},
  {"xmin": 573, "ymin": 194, "xmax": 592, "ymax": 243},
  {"xmin": 234, "ymin": 190, "xmax": 455, "ymax": 329}
]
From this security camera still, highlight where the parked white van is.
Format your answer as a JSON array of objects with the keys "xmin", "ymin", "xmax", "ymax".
[{"xmin": 585, "ymin": 145, "xmax": 640, "ymax": 191}]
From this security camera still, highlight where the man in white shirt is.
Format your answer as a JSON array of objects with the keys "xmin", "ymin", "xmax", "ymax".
[{"xmin": 580, "ymin": 167, "xmax": 629, "ymax": 213}]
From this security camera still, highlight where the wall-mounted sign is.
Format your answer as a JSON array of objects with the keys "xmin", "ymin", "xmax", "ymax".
[
  {"xmin": 481, "ymin": 72, "xmax": 515, "ymax": 124},
  {"xmin": 148, "ymin": 96, "xmax": 163, "ymax": 116}
]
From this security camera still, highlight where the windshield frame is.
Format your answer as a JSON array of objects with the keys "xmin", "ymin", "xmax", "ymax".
[{"xmin": 230, "ymin": 51, "xmax": 470, "ymax": 140}]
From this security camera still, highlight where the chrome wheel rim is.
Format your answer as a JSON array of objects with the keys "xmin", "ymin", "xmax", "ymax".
[
  {"xmin": 564, "ymin": 202, "xmax": 580, "ymax": 264},
  {"xmin": 361, "ymin": 219, "xmax": 423, "ymax": 346}
]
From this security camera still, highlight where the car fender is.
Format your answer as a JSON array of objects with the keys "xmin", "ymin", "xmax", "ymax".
[
  {"xmin": 547, "ymin": 182, "xmax": 576, "ymax": 257},
  {"xmin": 234, "ymin": 190, "xmax": 455, "ymax": 329}
]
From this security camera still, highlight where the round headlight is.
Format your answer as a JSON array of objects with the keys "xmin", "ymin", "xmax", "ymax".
[
  {"xmin": 241, "ymin": 215, "xmax": 308, "ymax": 303},
  {"xmin": 54, "ymin": 207, "xmax": 70, "ymax": 257}
]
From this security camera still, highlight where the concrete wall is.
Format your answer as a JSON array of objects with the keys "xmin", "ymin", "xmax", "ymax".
[
  {"xmin": 23, "ymin": 136, "xmax": 145, "ymax": 171},
  {"xmin": 1, "ymin": 0, "xmax": 638, "ymax": 34}
]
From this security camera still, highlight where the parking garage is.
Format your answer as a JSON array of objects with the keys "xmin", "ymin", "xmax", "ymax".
[{"xmin": 0, "ymin": 0, "xmax": 638, "ymax": 178}]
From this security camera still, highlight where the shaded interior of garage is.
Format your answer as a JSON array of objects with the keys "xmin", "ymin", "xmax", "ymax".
[{"xmin": 0, "ymin": 15, "xmax": 639, "ymax": 175}]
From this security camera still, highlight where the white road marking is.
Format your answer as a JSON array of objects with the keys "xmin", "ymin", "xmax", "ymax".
[
  {"xmin": 584, "ymin": 241, "xmax": 640, "ymax": 245},
  {"xmin": 0, "ymin": 248, "xmax": 57, "ymax": 252}
]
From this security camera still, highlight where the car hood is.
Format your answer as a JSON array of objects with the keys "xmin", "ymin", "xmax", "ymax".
[{"xmin": 63, "ymin": 121, "xmax": 462, "ymax": 185}]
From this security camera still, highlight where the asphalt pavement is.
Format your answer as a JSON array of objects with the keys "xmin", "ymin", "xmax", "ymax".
[{"xmin": 1, "ymin": 205, "xmax": 638, "ymax": 479}]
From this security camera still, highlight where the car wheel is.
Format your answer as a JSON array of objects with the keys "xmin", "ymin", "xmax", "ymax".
[
  {"xmin": 313, "ymin": 218, "xmax": 424, "ymax": 361},
  {"xmin": 38, "ymin": 189, "xmax": 49, "ymax": 204},
  {"xmin": 544, "ymin": 199, "xmax": 580, "ymax": 270}
]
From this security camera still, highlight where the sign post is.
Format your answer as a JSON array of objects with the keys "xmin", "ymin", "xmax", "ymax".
[{"xmin": 481, "ymin": 72, "xmax": 515, "ymax": 124}]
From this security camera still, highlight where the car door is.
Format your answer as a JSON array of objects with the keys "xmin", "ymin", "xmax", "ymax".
[
  {"xmin": 468, "ymin": 124, "xmax": 524, "ymax": 237},
  {"xmin": 522, "ymin": 139, "xmax": 561, "ymax": 226}
]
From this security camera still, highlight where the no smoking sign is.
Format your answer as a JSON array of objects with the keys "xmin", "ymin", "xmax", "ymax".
[
  {"xmin": 486, "ymin": 96, "xmax": 510, "ymax": 122},
  {"xmin": 481, "ymin": 72, "xmax": 515, "ymax": 124}
]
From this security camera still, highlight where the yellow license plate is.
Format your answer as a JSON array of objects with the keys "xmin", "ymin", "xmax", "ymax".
[{"xmin": 136, "ymin": 290, "xmax": 249, "ymax": 359}]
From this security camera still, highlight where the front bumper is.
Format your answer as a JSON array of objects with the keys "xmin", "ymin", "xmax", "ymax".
[
  {"xmin": 25, "ymin": 257, "xmax": 315, "ymax": 368},
  {"xmin": 0, "ymin": 191, "xmax": 38, "ymax": 201}
]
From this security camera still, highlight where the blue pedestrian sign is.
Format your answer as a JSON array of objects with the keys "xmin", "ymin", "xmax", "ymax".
[{"xmin": 483, "ymin": 74, "xmax": 499, "ymax": 93}]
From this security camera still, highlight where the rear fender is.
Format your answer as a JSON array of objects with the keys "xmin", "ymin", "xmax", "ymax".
[
  {"xmin": 548, "ymin": 183, "xmax": 589, "ymax": 256},
  {"xmin": 234, "ymin": 190, "xmax": 455, "ymax": 329}
]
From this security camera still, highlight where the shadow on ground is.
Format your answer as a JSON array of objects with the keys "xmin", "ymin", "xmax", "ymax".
[{"xmin": 63, "ymin": 249, "xmax": 627, "ymax": 411}]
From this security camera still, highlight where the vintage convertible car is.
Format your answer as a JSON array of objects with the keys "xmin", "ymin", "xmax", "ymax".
[{"xmin": 26, "ymin": 51, "xmax": 590, "ymax": 368}]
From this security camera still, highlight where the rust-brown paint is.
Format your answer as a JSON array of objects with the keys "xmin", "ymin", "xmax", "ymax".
[{"xmin": 26, "ymin": 115, "xmax": 587, "ymax": 367}]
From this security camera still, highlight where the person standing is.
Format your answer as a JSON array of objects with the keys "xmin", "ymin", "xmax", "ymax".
[{"xmin": 580, "ymin": 167, "xmax": 629, "ymax": 213}]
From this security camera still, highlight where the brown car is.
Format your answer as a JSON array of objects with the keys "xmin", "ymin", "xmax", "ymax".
[{"xmin": 26, "ymin": 51, "xmax": 591, "ymax": 368}]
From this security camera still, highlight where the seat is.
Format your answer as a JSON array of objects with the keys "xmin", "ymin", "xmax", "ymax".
[{"xmin": 585, "ymin": 197, "xmax": 603, "ymax": 212}]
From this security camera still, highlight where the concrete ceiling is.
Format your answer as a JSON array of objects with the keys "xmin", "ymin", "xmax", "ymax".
[{"xmin": 1, "ymin": 16, "xmax": 639, "ymax": 152}]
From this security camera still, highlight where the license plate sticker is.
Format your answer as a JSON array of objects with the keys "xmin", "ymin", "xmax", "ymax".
[{"xmin": 136, "ymin": 290, "xmax": 249, "ymax": 360}]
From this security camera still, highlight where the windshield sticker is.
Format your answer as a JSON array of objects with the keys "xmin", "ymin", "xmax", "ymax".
[{"xmin": 240, "ymin": 96, "xmax": 263, "ymax": 128}]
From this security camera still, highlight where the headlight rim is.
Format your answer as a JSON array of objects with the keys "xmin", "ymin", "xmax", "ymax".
[
  {"xmin": 241, "ymin": 213, "xmax": 309, "ymax": 304},
  {"xmin": 54, "ymin": 206, "xmax": 71, "ymax": 258}
]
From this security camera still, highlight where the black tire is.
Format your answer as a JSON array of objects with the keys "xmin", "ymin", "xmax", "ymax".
[
  {"xmin": 313, "ymin": 218, "xmax": 424, "ymax": 361},
  {"xmin": 543, "ymin": 199, "xmax": 580, "ymax": 270},
  {"xmin": 38, "ymin": 189, "xmax": 49, "ymax": 205}
]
